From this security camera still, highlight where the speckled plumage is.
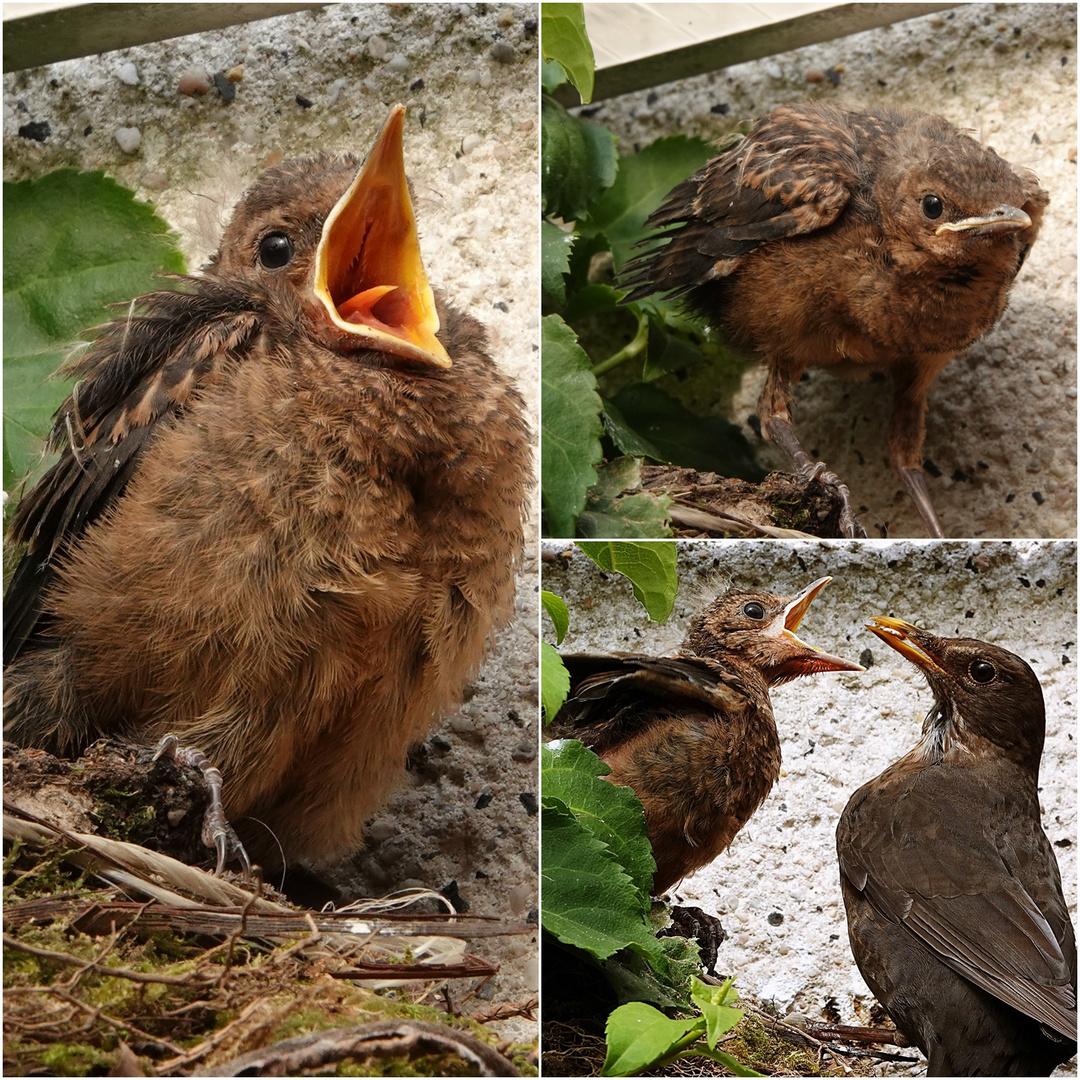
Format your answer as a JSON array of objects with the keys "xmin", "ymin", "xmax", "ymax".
[
  {"xmin": 551, "ymin": 579, "xmax": 859, "ymax": 894},
  {"xmin": 623, "ymin": 102, "xmax": 1048, "ymax": 538},
  {"xmin": 4, "ymin": 148, "xmax": 531, "ymax": 869}
]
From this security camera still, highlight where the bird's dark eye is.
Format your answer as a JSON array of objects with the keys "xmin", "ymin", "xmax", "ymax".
[
  {"xmin": 742, "ymin": 602, "xmax": 766, "ymax": 621},
  {"xmin": 921, "ymin": 194, "xmax": 944, "ymax": 220},
  {"xmin": 258, "ymin": 231, "xmax": 295, "ymax": 269},
  {"xmin": 969, "ymin": 659, "xmax": 996, "ymax": 683}
]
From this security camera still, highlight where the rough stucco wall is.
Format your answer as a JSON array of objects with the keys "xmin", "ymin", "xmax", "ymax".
[
  {"xmin": 3, "ymin": 2, "xmax": 540, "ymax": 1030},
  {"xmin": 543, "ymin": 539, "xmax": 1077, "ymax": 1075},
  {"xmin": 581, "ymin": 1, "xmax": 1076, "ymax": 540}
]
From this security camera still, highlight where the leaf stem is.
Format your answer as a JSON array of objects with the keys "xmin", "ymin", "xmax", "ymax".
[{"xmin": 592, "ymin": 312, "xmax": 648, "ymax": 376}]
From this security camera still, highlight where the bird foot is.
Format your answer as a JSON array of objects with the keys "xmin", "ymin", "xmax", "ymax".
[
  {"xmin": 152, "ymin": 735, "xmax": 251, "ymax": 878},
  {"xmin": 801, "ymin": 461, "xmax": 867, "ymax": 539},
  {"xmin": 657, "ymin": 904, "xmax": 727, "ymax": 977}
]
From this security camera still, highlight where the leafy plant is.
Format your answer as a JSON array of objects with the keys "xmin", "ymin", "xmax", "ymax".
[
  {"xmin": 602, "ymin": 977, "xmax": 764, "ymax": 1076},
  {"xmin": 3, "ymin": 170, "xmax": 186, "ymax": 500},
  {"xmin": 540, "ymin": 6, "xmax": 765, "ymax": 539},
  {"xmin": 541, "ymin": 540, "xmax": 762, "ymax": 1075}
]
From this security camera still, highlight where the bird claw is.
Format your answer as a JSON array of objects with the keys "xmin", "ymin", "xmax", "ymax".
[
  {"xmin": 799, "ymin": 462, "xmax": 867, "ymax": 539},
  {"xmin": 658, "ymin": 904, "xmax": 728, "ymax": 977},
  {"xmin": 152, "ymin": 735, "xmax": 252, "ymax": 879}
]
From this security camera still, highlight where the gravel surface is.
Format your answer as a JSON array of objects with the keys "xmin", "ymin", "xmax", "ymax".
[
  {"xmin": 577, "ymin": 2, "xmax": 1077, "ymax": 540},
  {"xmin": 4, "ymin": 2, "xmax": 540, "ymax": 1039},
  {"xmin": 543, "ymin": 538, "xmax": 1077, "ymax": 1075}
]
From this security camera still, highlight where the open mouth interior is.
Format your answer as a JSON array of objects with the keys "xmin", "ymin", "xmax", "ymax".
[{"xmin": 313, "ymin": 105, "xmax": 451, "ymax": 368}]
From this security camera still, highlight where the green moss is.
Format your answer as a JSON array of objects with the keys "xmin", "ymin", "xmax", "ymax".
[{"xmin": 40, "ymin": 1042, "xmax": 115, "ymax": 1076}]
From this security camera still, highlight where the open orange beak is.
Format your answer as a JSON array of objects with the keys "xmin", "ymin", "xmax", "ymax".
[
  {"xmin": 767, "ymin": 577, "xmax": 865, "ymax": 680},
  {"xmin": 313, "ymin": 105, "xmax": 451, "ymax": 368},
  {"xmin": 865, "ymin": 616, "xmax": 946, "ymax": 675}
]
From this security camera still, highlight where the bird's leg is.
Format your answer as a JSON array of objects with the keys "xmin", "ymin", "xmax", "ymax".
[
  {"xmin": 657, "ymin": 904, "xmax": 727, "ymax": 977},
  {"xmin": 758, "ymin": 367, "xmax": 867, "ymax": 538},
  {"xmin": 888, "ymin": 359, "xmax": 951, "ymax": 539},
  {"xmin": 152, "ymin": 735, "xmax": 252, "ymax": 878}
]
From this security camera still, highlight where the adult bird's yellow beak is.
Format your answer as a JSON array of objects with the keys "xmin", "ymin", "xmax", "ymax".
[{"xmin": 313, "ymin": 104, "xmax": 452, "ymax": 368}]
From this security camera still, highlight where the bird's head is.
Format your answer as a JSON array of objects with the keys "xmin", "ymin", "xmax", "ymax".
[
  {"xmin": 208, "ymin": 105, "xmax": 451, "ymax": 368},
  {"xmin": 866, "ymin": 616, "xmax": 1045, "ymax": 771},
  {"xmin": 875, "ymin": 114, "xmax": 1048, "ymax": 271},
  {"xmin": 685, "ymin": 577, "xmax": 863, "ymax": 686}
]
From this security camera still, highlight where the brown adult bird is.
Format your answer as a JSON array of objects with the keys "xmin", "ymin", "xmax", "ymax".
[
  {"xmin": 3, "ymin": 106, "xmax": 531, "ymax": 873},
  {"xmin": 837, "ymin": 617, "xmax": 1077, "ymax": 1076},
  {"xmin": 621, "ymin": 102, "xmax": 1048, "ymax": 539},
  {"xmin": 550, "ymin": 578, "xmax": 862, "ymax": 895}
]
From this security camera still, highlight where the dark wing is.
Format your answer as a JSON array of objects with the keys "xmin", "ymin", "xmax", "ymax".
[
  {"xmin": 4, "ymin": 280, "xmax": 261, "ymax": 663},
  {"xmin": 550, "ymin": 652, "xmax": 747, "ymax": 754},
  {"xmin": 621, "ymin": 103, "xmax": 864, "ymax": 301},
  {"xmin": 838, "ymin": 765, "xmax": 1077, "ymax": 1039}
]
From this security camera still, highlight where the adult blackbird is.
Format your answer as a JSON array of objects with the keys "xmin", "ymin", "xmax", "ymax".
[
  {"xmin": 622, "ymin": 102, "xmax": 1048, "ymax": 539},
  {"xmin": 550, "ymin": 577, "xmax": 862, "ymax": 894},
  {"xmin": 4, "ymin": 106, "xmax": 531, "ymax": 872},
  {"xmin": 837, "ymin": 617, "xmax": 1077, "ymax": 1076}
]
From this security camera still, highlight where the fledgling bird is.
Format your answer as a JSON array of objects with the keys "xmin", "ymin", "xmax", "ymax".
[
  {"xmin": 621, "ymin": 102, "xmax": 1048, "ymax": 539},
  {"xmin": 837, "ymin": 617, "xmax": 1077, "ymax": 1076},
  {"xmin": 3, "ymin": 106, "xmax": 531, "ymax": 873},
  {"xmin": 550, "ymin": 578, "xmax": 862, "ymax": 895}
]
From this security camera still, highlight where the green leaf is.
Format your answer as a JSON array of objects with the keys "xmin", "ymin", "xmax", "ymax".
[
  {"xmin": 541, "ymin": 590, "xmax": 570, "ymax": 644},
  {"xmin": 3, "ymin": 169, "xmax": 186, "ymax": 492},
  {"xmin": 600, "ymin": 395, "xmax": 665, "ymax": 461},
  {"xmin": 609, "ymin": 383, "xmax": 766, "ymax": 481},
  {"xmin": 542, "ymin": 58, "xmax": 568, "ymax": 93},
  {"xmin": 542, "ymin": 740, "xmax": 655, "ymax": 901},
  {"xmin": 601, "ymin": 1001, "xmax": 704, "ymax": 1076},
  {"xmin": 577, "ymin": 457, "xmax": 673, "ymax": 539},
  {"xmin": 541, "ymin": 315, "xmax": 603, "ymax": 537},
  {"xmin": 541, "ymin": 799, "xmax": 667, "ymax": 966},
  {"xmin": 541, "ymin": 96, "xmax": 618, "ymax": 222},
  {"xmin": 575, "ymin": 537, "xmax": 678, "ymax": 621},
  {"xmin": 581, "ymin": 135, "xmax": 714, "ymax": 271},
  {"xmin": 691, "ymin": 976, "xmax": 745, "ymax": 1048},
  {"xmin": 541, "ymin": 3, "xmax": 595, "ymax": 103},
  {"xmin": 541, "ymin": 641, "xmax": 572, "ymax": 721},
  {"xmin": 541, "ymin": 220, "xmax": 575, "ymax": 306},
  {"xmin": 642, "ymin": 317, "xmax": 707, "ymax": 381},
  {"xmin": 564, "ymin": 282, "xmax": 623, "ymax": 322}
]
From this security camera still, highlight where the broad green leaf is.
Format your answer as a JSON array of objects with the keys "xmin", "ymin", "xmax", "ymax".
[
  {"xmin": 581, "ymin": 135, "xmax": 714, "ymax": 271},
  {"xmin": 564, "ymin": 281, "xmax": 623, "ymax": 321},
  {"xmin": 642, "ymin": 317, "xmax": 707, "ymax": 381},
  {"xmin": 541, "ymin": 315, "xmax": 603, "ymax": 537},
  {"xmin": 600, "ymin": 395, "xmax": 665, "ymax": 461},
  {"xmin": 601, "ymin": 1001, "xmax": 703, "ymax": 1076},
  {"xmin": 541, "ymin": 96, "xmax": 618, "ymax": 222},
  {"xmin": 541, "ymin": 3, "xmax": 595, "ymax": 103},
  {"xmin": 541, "ymin": 590, "xmax": 570, "ymax": 644},
  {"xmin": 691, "ymin": 976, "xmax": 744, "ymax": 1048},
  {"xmin": 542, "ymin": 58, "xmax": 568, "ymax": 93},
  {"xmin": 541, "ymin": 799, "xmax": 667, "ymax": 966},
  {"xmin": 541, "ymin": 641, "xmax": 571, "ymax": 721},
  {"xmin": 577, "ymin": 457, "xmax": 673, "ymax": 539},
  {"xmin": 3, "ymin": 169, "xmax": 186, "ymax": 492},
  {"xmin": 542, "ymin": 740, "xmax": 654, "ymax": 901},
  {"xmin": 576, "ymin": 537, "xmax": 678, "ymax": 622},
  {"xmin": 541, "ymin": 220, "xmax": 575, "ymax": 306},
  {"xmin": 601, "ymin": 931, "xmax": 700, "ymax": 1009},
  {"xmin": 609, "ymin": 383, "xmax": 766, "ymax": 482}
]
